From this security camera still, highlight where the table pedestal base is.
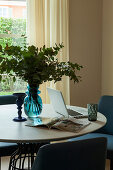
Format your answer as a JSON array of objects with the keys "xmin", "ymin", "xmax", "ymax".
[{"xmin": 8, "ymin": 143, "xmax": 47, "ymax": 170}]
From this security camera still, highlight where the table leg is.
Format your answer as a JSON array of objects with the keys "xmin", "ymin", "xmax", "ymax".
[{"xmin": 8, "ymin": 143, "xmax": 48, "ymax": 170}]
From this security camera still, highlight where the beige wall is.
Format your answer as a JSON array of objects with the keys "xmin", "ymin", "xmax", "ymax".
[
  {"xmin": 69, "ymin": 0, "xmax": 102, "ymax": 107},
  {"xmin": 102, "ymin": 0, "xmax": 113, "ymax": 95}
]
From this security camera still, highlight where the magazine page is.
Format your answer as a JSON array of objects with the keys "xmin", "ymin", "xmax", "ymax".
[
  {"xmin": 25, "ymin": 117, "xmax": 61, "ymax": 127},
  {"xmin": 25, "ymin": 117, "xmax": 90, "ymax": 133},
  {"xmin": 52, "ymin": 118, "xmax": 90, "ymax": 133}
]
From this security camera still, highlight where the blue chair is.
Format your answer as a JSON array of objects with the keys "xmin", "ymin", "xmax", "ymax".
[
  {"xmin": 0, "ymin": 95, "xmax": 18, "ymax": 169},
  {"xmin": 31, "ymin": 137, "xmax": 107, "ymax": 170},
  {"xmin": 69, "ymin": 95, "xmax": 113, "ymax": 170}
]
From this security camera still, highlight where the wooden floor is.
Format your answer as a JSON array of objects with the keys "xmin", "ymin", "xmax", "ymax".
[
  {"xmin": 106, "ymin": 159, "xmax": 110, "ymax": 170},
  {"xmin": 1, "ymin": 157, "xmax": 110, "ymax": 170},
  {"xmin": 2, "ymin": 157, "xmax": 10, "ymax": 170}
]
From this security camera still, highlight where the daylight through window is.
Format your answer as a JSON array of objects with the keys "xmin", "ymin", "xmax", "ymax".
[{"xmin": 0, "ymin": 0, "xmax": 27, "ymax": 95}]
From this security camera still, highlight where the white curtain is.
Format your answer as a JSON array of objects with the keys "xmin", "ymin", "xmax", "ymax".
[{"xmin": 27, "ymin": 0, "xmax": 70, "ymax": 104}]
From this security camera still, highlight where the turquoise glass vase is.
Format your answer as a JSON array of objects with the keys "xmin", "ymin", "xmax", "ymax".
[{"xmin": 24, "ymin": 85, "xmax": 42, "ymax": 118}]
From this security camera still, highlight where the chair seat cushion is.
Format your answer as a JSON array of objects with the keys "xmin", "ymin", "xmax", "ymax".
[
  {"xmin": 69, "ymin": 133, "xmax": 113, "ymax": 159},
  {"xmin": 0, "ymin": 142, "xmax": 18, "ymax": 157}
]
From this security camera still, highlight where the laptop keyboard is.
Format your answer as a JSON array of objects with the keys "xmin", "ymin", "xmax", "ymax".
[
  {"xmin": 67, "ymin": 109, "xmax": 82, "ymax": 116},
  {"xmin": 67, "ymin": 109, "xmax": 88, "ymax": 119}
]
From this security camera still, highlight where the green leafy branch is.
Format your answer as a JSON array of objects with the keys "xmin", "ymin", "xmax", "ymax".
[{"xmin": 0, "ymin": 43, "xmax": 83, "ymax": 87}]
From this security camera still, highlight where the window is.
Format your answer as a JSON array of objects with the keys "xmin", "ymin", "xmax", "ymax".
[
  {"xmin": 0, "ymin": 7, "xmax": 9, "ymax": 18},
  {"xmin": 22, "ymin": 8, "xmax": 26, "ymax": 19},
  {"xmin": 0, "ymin": 0, "xmax": 27, "ymax": 95}
]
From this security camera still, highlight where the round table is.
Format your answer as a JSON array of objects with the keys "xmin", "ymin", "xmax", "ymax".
[
  {"xmin": 0, "ymin": 104, "xmax": 106, "ymax": 143},
  {"xmin": 0, "ymin": 104, "xmax": 106, "ymax": 170}
]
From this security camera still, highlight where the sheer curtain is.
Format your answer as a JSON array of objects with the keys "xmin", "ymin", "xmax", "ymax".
[{"xmin": 27, "ymin": 0, "xmax": 70, "ymax": 104}]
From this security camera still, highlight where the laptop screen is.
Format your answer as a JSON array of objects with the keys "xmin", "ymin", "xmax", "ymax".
[{"xmin": 47, "ymin": 87, "xmax": 69, "ymax": 118}]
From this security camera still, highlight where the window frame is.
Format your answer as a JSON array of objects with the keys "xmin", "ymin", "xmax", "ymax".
[{"xmin": 0, "ymin": 6, "xmax": 9, "ymax": 18}]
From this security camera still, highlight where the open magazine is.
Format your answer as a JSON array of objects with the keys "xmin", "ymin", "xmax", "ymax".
[{"xmin": 25, "ymin": 116, "xmax": 90, "ymax": 133}]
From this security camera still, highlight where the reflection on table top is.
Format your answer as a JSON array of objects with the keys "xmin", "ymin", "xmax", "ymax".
[{"xmin": 0, "ymin": 104, "xmax": 106, "ymax": 143}]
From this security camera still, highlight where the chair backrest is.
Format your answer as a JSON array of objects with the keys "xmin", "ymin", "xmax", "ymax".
[
  {"xmin": 0, "ymin": 95, "xmax": 16, "ymax": 105},
  {"xmin": 31, "ymin": 137, "xmax": 107, "ymax": 170},
  {"xmin": 98, "ymin": 95, "xmax": 113, "ymax": 135}
]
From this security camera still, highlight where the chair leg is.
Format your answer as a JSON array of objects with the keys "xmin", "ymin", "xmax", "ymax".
[{"xmin": 110, "ymin": 159, "xmax": 113, "ymax": 170}]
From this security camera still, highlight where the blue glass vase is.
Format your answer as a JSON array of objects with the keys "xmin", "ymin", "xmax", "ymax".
[{"xmin": 24, "ymin": 85, "xmax": 42, "ymax": 118}]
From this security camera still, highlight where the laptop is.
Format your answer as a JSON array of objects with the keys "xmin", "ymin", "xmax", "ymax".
[
  {"xmin": 26, "ymin": 88, "xmax": 88, "ymax": 127},
  {"xmin": 47, "ymin": 87, "xmax": 88, "ymax": 119}
]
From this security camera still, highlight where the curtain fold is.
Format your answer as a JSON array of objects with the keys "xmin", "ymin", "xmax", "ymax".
[{"xmin": 27, "ymin": 0, "xmax": 70, "ymax": 104}]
